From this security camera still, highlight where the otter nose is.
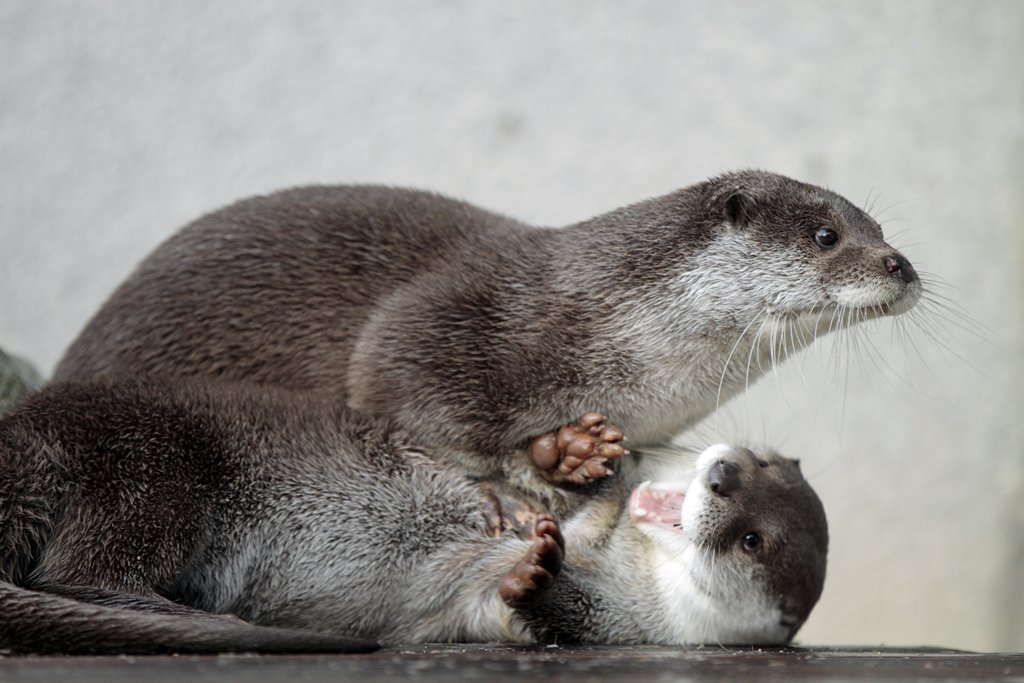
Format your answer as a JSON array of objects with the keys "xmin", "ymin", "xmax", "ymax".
[
  {"xmin": 708, "ymin": 460, "xmax": 741, "ymax": 497},
  {"xmin": 884, "ymin": 254, "xmax": 917, "ymax": 284}
]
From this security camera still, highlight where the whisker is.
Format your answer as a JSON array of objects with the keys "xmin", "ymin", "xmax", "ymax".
[
  {"xmin": 873, "ymin": 197, "xmax": 917, "ymax": 222},
  {"xmin": 715, "ymin": 308, "xmax": 767, "ymax": 413},
  {"xmin": 915, "ymin": 297, "xmax": 991, "ymax": 344},
  {"xmin": 862, "ymin": 187, "xmax": 880, "ymax": 217}
]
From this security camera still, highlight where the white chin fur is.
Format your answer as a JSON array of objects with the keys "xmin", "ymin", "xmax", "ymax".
[{"xmin": 828, "ymin": 280, "xmax": 921, "ymax": 314}]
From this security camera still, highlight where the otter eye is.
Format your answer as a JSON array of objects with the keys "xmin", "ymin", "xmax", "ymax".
[
  {"xmin": 741, "ymin": 532, "xmax": 762, "ymax": 552},
  {"xmin": 814, "ymin": 227, "xmax": 838, "ymax": 248}
]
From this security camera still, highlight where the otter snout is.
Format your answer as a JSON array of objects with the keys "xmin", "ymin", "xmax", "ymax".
[
  {"xmin": 884, "ymin": 253, "xmax": 917, "ymax": 285},
  {"xmin": 704, "ymin": 445, "xmax": 762, "ymax": 498},
  {"xmin": 708, "ymin": 460, "xmax": 741, "ymax": 497}
]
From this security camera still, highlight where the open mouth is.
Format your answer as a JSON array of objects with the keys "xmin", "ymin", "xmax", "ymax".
[{"xmin": 629, "ymin": 480, "xmax": 689, "ymax": 533}]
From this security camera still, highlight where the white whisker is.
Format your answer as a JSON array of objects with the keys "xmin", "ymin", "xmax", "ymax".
[{"xmin": 715, "ymin": 308, "xmax": 768, "ymax": 413}]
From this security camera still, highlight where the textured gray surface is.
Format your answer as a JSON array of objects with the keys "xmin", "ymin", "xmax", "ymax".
[
  {"xmin": 1, "ymin": 1, "xmax": 1022, "ymax": 651},
  {"xmin": 2, "ymin": 646, "xmax": 1023, "ymax": 683}
]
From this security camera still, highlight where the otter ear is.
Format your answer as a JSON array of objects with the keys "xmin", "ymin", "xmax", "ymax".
[{"xmin": 724, "ymin": 192, "xmax": 757, "ymax": 227}]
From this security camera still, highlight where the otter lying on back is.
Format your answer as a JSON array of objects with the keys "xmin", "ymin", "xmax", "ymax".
[
  {"xmin": 54, "ymin": 171, "xmax": 919, "ymax": 494},
  {"xmin": 0, "ymin": 380, "xmax": 826, "ymax": 653}
]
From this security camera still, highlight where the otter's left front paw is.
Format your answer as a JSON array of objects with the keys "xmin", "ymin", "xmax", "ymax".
[
  {"xmin": 528, "ymin": 412, "xmax": 626, "ymax": 485},
  {"xmin": 498, "ymin": 515, "xmax": 564, "ymax": 606},
  {"xmin": 479, "ymin": 481, "xmax": 548, "ymax": 539}
]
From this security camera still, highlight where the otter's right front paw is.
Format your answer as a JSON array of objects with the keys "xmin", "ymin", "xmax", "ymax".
[
  {"xmin": 528, "ymin": 412, "xmax": 626, "ymax": 485},
  {"xmin": 498, "ymin": 515, "xmax": 564, "ymax": 606}
]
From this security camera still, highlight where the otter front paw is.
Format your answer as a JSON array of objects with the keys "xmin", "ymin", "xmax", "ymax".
[
  {"xmin": 528, "ymin": 412, "xmax": 626, "ymax": 485},
  {"xmin": 498, "ymin": 515, "xmax": 564, "ymax": 606},
  {"xmin": 479, "ymin": 481, "xmax": 548, "ymax": 539}
]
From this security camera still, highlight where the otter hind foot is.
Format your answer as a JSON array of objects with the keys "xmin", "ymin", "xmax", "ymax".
[
  {"xmin": 528, "ymin": 412, "xmax": 626, "ymax": 485},
  {"xmin": 498, "ymin": 514, "xmax": 565, "ymax": 606}
]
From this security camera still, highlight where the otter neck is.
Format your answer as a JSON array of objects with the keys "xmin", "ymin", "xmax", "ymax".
[
  {"xmin": 589, "ymin": 507, "xmax": 741, "ymax": 645},
  {"xmin": 548, "ymin": 221, "xmax": 816, "ymax": 444}
]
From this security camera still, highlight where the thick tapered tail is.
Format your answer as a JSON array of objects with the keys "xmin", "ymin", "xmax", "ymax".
[{"xmin": 0, "ymin": 582, "xmax": 378, "ymax": 655}]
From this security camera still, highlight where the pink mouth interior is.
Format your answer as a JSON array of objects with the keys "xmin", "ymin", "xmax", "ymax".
[{"xmin": 629, "ymin": 482, "xmax": 688, "ymax": 532}]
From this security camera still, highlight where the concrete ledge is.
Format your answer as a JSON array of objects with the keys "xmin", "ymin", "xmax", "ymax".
[{"xmin": 3, "ymin": 645, "xmax": 1023, "ymax": 682}]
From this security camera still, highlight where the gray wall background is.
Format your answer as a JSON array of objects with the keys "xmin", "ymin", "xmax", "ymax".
[{"xmin": 2, "ymin": 1, "xmax": 1022, "ymax": 651}]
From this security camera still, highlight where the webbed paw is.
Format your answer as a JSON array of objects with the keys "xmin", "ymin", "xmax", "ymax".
[
  {"xmin": 498, "ymin": 514, "xmax": 565, "ymax": 605},
  {"xmin": 528, "ymin": 412, "xmax": 626, "ymax": 485}
]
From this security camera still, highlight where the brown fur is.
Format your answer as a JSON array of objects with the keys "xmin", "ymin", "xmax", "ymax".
[{"xmin": 54, "ymin": 172, "xmax": 919, "ymax": 485}]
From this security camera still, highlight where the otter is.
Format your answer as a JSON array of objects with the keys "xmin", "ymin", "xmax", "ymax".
[
  {"xmin": 503, "ymin": 443, "xmax": 827, "ymax": 645},
  {"xmin": 53, "ymin": 171, "xmax": 920, "ymax": 495},
  {"xmin": 0, "ymin": 379, "xmax": 826, "ymax": 654}
]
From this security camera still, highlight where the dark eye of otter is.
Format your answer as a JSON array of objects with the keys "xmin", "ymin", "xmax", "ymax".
[
  {"xmin": 741, "ymin": 532, "xmax": 762, "ymax": 552},
  {"xmin": 814, "ymin": 227, "xmax": 839, "ymax": 248}
]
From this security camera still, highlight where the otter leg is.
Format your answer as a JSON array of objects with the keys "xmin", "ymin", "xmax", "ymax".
[
  {"xmin": 528, "ymin": 412, "xmax": 626, "ymax": 485},
  {"xmin": 498, "ymin": 515, "xmax": 564, "ymax": 606}
]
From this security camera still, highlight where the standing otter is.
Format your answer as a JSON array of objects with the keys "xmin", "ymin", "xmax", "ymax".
[
  {"xmin": 0, "ymin": 379, "xmax": 826, "ymax": 653},
  {"xmin": 53, "ymin": 171, "xmax": 920, "ymax": 488}
]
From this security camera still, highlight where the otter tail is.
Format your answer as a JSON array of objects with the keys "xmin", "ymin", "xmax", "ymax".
[{"xmin": 0, "ymin": 582, "xmax": 377, "ymax": 654}]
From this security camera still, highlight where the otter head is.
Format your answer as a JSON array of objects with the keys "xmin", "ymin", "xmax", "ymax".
[
  {"xmin": 630, "ymin": 444, "xmax": 828, "ymax": 644},
  {"xmin": 707, "ymin": 170, "xmax": 921, "ymax": 327},
  {"xmin": 622, "ymin": 171, "xmax": 922, "ymax": 418}
]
